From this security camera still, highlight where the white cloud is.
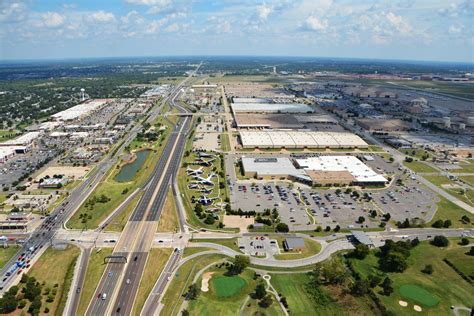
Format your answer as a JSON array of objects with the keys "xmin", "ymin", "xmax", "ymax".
[
  {"xmin": 164, "ymin": 22, "xmax": 179, "ymax": 32},
  {"xmin": 90, "ymin": 11, "xmax": 115, "ymax": 23},
  {"xmin": 0, "ymin": 1, "xmax": 28, "ymax": 23},
  {"xmin": 125, "ymin": 0, "xmax": 172, "ymax": 14},
  {"xmin": 41, "ymin": 12, "xmax": 65, "ymax": 28},
  {"xmin": 304, "ymin": 14, "xmax": 328, "ymax": 31},
  {"xmin": 385, "ymin": 12, "xmax": 411, "ymax": 35},
  {"xmin": 257, "ymin": 3, "xmax": 272, "ymax": 21},
  {"xmin": 448, "ymin": 25, "xmax": 463, "ymax": 34}
]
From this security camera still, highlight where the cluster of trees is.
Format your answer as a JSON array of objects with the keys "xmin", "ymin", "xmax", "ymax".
[
  {"xmin": 306, "ymin": 257, "xmax": 348, "ymax": 306},
  {"xmin": 431, "ymin": 219, "xmax": 452, "ymax": 228},
  {"xmin": 431, "ymin": 235, "xmax": 449, "ymax": 247},
  {"xmin": 378, "ymin": 239, "xmax": 419, "ymax": 272},
  {"xmin": 315, "ymin": 225, "xmax": 340, "ymax": 233},
  {"xmin": 396, "ymin": 217, "xmax": 425, "ymax": 229},
  {"xmin": 193, "ymin": 203, "xmax": 217, "ymax": 225},
  {"xmin": 227, "ymin": 255, "xmax": 250, "ymax": 275},
  {"xmin": 253, "ymin": 283, "xmax": 273, "ymax": 308},
  {"xmin": 0, "ymin": 274, "xmax": 58, "ymax": 315}
]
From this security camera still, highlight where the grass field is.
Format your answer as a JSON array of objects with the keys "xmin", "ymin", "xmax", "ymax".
[
  {"xmin": 273, "ymin": 238, "xmax": 321, "ymax": 260},
  {"xmin": 160, "ymin": 253, "xmax": 228, "ymax": 316},
  {"xmin": 132, "ymin": 248, "xmax": 172, "ymax": 316},
  {"xmin": 444, "ymin": 244, "xmax": 474, "ymax": 280},
  {"xmin": 428, "ymin": 195, "xmax": 473, "ymax": 228},
  {"xmin": 157, "ymin": 188, "xmax": 179, "ymax": 232},
  {"xmin": 424, "ymin": 175, "xmax": 474, "ymax": 207},
  {"xmin": 29, "ymin": 245, "xmax": 80, "ymax": 316},
  {"xmin": 403, "ymin": 161, "xmax": 438, "ymax": 173},
  {"xmin": 350, "ymin": 240, "xmax": 474, "ymax": 315},
  {"xmin": 270, "ymin": 273, "xmax": 375, "ymax": 316},
  {"xmin": 220, "ymin": 133, "xmax": 231, "ymax": 152},
  {"xmin": 459, "ymin": 175, "xmax": 474, "ymax": 186},
  {"xmin": 104, "ymin": 193, "xmax": 142, "ymax": 232},
  {"xmin": 77, "ymin": 248, "xmax": 113, "ymax": 316},
  {"xmin": 241, "ymin": 294, "xmax": 285, "ymax": 316},
  {"xmin": 212, "ymin": 275, "xmax": 246, "ymax": 298},
  {"xmin": 399, "ymin": 284, "xmax": 439, "ymax": 307},
  {"xmin": 190, "ymin": 238, "xmax": 242, "ymax": 253},
  {"xmin": 182, "ymin": 247, "xmax": 214, "ymax": 258},
  {"xmin": 451, "ymin": 163, "xmax": 474, "ymax": 174},
  {"xmin": 187, "ymin": 268, "xmax": 263, "ymax": 316},
  {"xmin": 0, "ymin": 129, "xmax": 20, "ymax": 142},
  {"xmin": 0, "ymin": 246, "xmax": 19, "ymax": 269}
]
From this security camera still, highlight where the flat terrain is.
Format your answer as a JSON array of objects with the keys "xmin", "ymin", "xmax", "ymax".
[
  {"xmin": 29, "ymin": 245, "xmax": 80, "ymax": 316},
  {"xmin": 157, "ymin": 188, "xmax": 179, "ymax": 232},
  {"xmin": 428, "ymin": 195, "xmax": 473, "ymax": 228},
  {"xmin": 77, "ymin": 248, "xmax": 113, "ymax": 316},
  {"xmin": 350, "ymin": 240, "xmax": 474, "ymax": 315},
  {"xmin": 105, "ymin": 193, "xmax": 142, "ymax": 232},
  {"xmin": 132, "ymin": 248, "xmax": 172, "ymax": 316},
  {"xmin": 0, "ymin": 246, "xmax": 19, "ymax": 269},
  {"xmin": 273, "ymin": 238, "xmax": 321, "ymax": 260}
]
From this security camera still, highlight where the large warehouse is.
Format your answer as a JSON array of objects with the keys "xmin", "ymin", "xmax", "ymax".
[
  {"xmin": 52, "ymin": 99, "xmax": 108, "ymax": 121},
  {"xmin": 239, "ymin": 131, "xmax": 368, "ymax": 149},
  {"xmin": 295, "ymin": 156, "xmax": 387, "ymax": 185},
  {"xmin": 235, "ymin": 114, "xmax": 304, "ymax": 129},
  {"xmin": 241, "ymin": 157, "xmax": 307, "ymax": 180},
  {"xmin": 231, "ymin": 102, "xmax": 314, "ymax": 113}
]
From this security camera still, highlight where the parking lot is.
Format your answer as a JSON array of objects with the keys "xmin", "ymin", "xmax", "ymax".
[{"xmin": 237, "ymin": 235, "xmax": 280, "ymax": 258}]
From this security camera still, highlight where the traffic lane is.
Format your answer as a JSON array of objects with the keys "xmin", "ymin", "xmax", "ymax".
[
  {"xmin": 69, "ymin": 247, "xmax": 91, "ymax": 315},
  {"xmin": 113, "ymin": 252, "xmax": 148, "ymax": 315},
  {"xmin": 86, "ymin": 260, "xmax": 125, "ymax": 316},
  {"xmin": 141, "ymin": 251, "xmax": 180, "ymax": 315}
]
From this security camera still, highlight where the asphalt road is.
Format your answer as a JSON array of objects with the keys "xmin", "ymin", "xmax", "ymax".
[{"xmin": 68, "ymin": 247, "xmax": 91, "ymax": 315}]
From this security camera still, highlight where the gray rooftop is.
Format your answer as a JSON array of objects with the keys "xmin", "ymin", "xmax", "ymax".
[
  {"xmin": 351, "ymin": 230, "xmax": 374, "ymax": 245},
  {"xmin": 284, "ymin": 237, "xmax": 305, "ymax": 249},
  {"xmin": 242, "ymin": 157, "xmax": 306, "ymax": 176}
]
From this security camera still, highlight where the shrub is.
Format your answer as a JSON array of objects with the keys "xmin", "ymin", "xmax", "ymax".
[{"xmin": 431, "ymin": 236, "xmax": 449, "ymax": 247}]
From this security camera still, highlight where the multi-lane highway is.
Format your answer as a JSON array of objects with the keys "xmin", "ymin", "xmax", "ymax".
[{"xmin": 86, "ymin": 66, "xmax": 197, "ymax": 315}]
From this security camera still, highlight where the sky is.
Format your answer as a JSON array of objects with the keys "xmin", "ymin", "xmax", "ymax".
[{"xmin": 0, "ymin": 0, "xmax": 473, "ymax": 62}]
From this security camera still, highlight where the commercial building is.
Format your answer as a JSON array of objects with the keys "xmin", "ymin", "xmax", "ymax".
[
  {"xmin": 283, "ymin": 237, "xmax": 305, "ymax": 252},
  {"xmin": 239, "ymin": 131, "xmax": 368, "ymax": 149},
  {"xmin": 241, "ymin": 157, "xmax": 306, "ymax": 180},
  {"xmin": 351, "ymin": 230, "xmax": 375, "ymax": 248},
  {"xmin": 231, "ymin": 102, "xmax": 314, "ymax": 113},
  {"xmin": 38, "ymin": 177, "xmax": 69, "ymax": 188},
  {"xmin": 0, "ymin": 148, "xmax": 15, "ymax": 163},
  {"xmin": 52, "ymin": 99, "xmax": 108, "ymax": 121},
  {"xmin": 356, "ymin": 118, "xmax": 412, "ymax": 132},
  {"xmin": 235, "ymin": 114, "xmax": 304, "ymax": 129},
  {"xmin": 0, "ymin": 132, "xmax": 41, "ymax": 147},
  {"xmin": 295, "ymin": 156, "xmax": 387, "ymax": 185}
]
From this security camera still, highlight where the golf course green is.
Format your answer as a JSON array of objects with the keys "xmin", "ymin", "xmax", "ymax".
[
  {"xmin": 399, "ymin": 284, "xmax": 440, "ymax": 307},
  {"xmin": 211, "ymin": 275, "xmax": 246, "ymax": 298}
]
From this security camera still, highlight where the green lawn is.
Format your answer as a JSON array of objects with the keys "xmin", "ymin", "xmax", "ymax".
[
  {"xmin": 220, "ymin": 133, "xmax": 231, "ymax": 152},
  {"xmin": 0, "ymin": 129, "xmax": 20, "ymax": 143},
  {"xmin": 160, "ymin": 254, "xmax": 228, "ymax": 316},
  {"xmin": 132, "ymin": 248, "xmax": 172, "ymax": 316},
  {"xmin": 459, "ymin": 176, "xmax": 474, "ymax": 186},
  {"xmin": 424, "ymin": 176, "xmax": 474, "ymax": 207},
  {"xmin": 445, "ymin": 244, "xmax": 474, "ymax": 280},
  {"xmin": 273, "ymin": 238, "xmax": 321, "ymax": 260},
  {"xmin": 403, "ymin": 161, "xmax": 438, "ymax": 173},
  {"xmin": 182, "ymin": 247, "xmax": 213, "ymax": 258},
  {"xmin": 187, "ymin": 269, "xmax": 263, "ymax": 316},
  {"xmin": 350, "ymin": 241, "xmax": 474, "ymax": 315},
  {"xmin": 104, "ymin": 192, "xmax": 142, "ymax": 232},
  {"xmin": 211, "ymin": 275, "xmax": 246, "ymax": 298},
  {"xmin": 451, "ymin": 163, "xmax": 474, "ymax": 174},
  {"xmin": 29, "ymin": 245, "xmax": 80, "ymax": 316},
  {"xmin": 428, "ymin": 195, "xmax": 473, "ymax": 228},
  {"xmin": 399, "ymin": 284, "xmax": 439, "ymax": 307},
  {"xmin": 270, "ymin": 273, "xmax": 375, "ymax": 316},
  {"xmin": 241, "ymin": 294, "xmax": 285, "ymax": 316},
  {"xmin": 190, "ymin": 238, "xmax": 242, "ymax": 253},
  {"xmin": 77, "ymin": 248, "xmax": 113, "ymax": 316},
  {"xmin": 0, "ymin": 246, "xmax": 19, "ymax": 269},
  {"xmin": 157, "ymin": 188, "xmax": 179, "ymax": 232}
]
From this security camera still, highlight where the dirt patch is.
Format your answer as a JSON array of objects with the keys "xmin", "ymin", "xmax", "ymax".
[
  {"xmin": 201, "ymin": 272, "xmax": 214, "ymax": 292},
  {"xmin": 36, "ymin": 165, "xmax": 90, "ymax": 180},
  {"xmin": 223, "ymin": 215, "xmax": 254, "ymax": 233}
]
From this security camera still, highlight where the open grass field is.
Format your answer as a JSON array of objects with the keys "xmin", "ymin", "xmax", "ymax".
[
  {"xmin": 211, "ymin": 275, "xmax": 246, "ymax": 298},
  {"xmin": 386, "ymin": 80, "xmax": 474, "ymax": 100},
  {"xmin": 157, "ymin": 188, "xmax": 179, "ymax": 232},
  {"xmin": 451, "ymin": 163, "xmax": 474, "ymax": 173},
  {"xmin": 0, "ymin": 129, "xmax": 20, "ymax": 142},
  {"xmin": 273, "ymin": 238, "xmax": 321, "ymax": 260},
  {"xmin": 0, "ymin": 245, "xmax": 19, "ymax": 269},
  {"xmin": 459, "ymin": 175, "xmax": 474, "ymax": 186},
  {"xmin": 105, "ymin": 192, "xmax": 142, "ymax": 232},
  {"xmin": 67, "ymin": 117, "xmax": 171, "ymax": 229},
  {"xmin": 350, "ymin": 240, "xmax": 474, "ymax": 315},
  {"xmin": 220, "ymin": 133, "xmax": 231, "ymax": 152},
  {"xmin": 403, "ymin": 161, "xmax": 438, "ymax": 173},
  {"xmin": 270, "ymin": 273, "xmax": 375, "ymax": 316},
  {"xmin": 444, "ymin": 244, "xmax": 474, "ymax": 280},
  {"xmin": 29, "ymin": 245, "xmax": 80, "ymax": 316},
  {"xmin": 241, "ymin": 294, "xmax": 285, "ymax": 316},
  {"xmin": 190, "ymin": 238, "xmax": 242, "ymax": 253},
  {"xmin": 182, "ymin": 247, "xmax": 213, "ymax": 258},
  {"xmin": 77, "ymin": 248, "xmax": 113, "ymax": 316},
  {"xmin": 132, "ymin": 248, "xmax": 172, "ymax": 316},
  {"xmin": 424, "ymin": 176, "xmax": 474, "ymax": 207},
  {"xmin": 187, "ymin": 268, "xmax": 265, "ymax": 316},
  {"xmin": 160, "ymin": 253, "xmax": 228, "ymax": 316},
  {"xmin": 428, "ymin": 195, "xmax": 473, "ymax": 228}
]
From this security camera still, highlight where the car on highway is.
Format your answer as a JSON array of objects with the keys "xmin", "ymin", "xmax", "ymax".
[{"xmin": 102, "ymin": 293, "xmax": 107, "ymax": 300}]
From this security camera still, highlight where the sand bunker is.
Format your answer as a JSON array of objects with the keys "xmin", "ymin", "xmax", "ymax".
[
  {"xmin": 399, "ymin": 300, "xmax": 408, "ymax": 307},
  {"xmin": 414, "ymin": 305, "xmax": 422, "ymax": 312},
  {"xmin": 201, "ymin": 272, "xmax": 214, "ymax": 292}
]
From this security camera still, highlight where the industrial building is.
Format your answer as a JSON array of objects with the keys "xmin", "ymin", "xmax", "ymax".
[
  {"xmin": 295, "ymin": 156, "xmax": 387, "ymax": 185},
  {"xmin": 231, "ymin": 102, "xmax": 314, "ymax": 113},
  {"xmin": 51, "ymin": 99, "xmax": 108, "ymax": 121},
  {"xmin": 0, "ymin": 132, "xmax": 41, "ymax": 147},
  {"xmin": 241, "ymin": 157, "xmax": 306, "ymax": 180},
  {"xmin": 356, "ymin": 118, "xmax": 412, "ymax": 132},
  {"xmin": 234, "ymin": 114, "xmax": 304, "ymax": 129},
  {"xmin": 239, "ymin": 131, "xmax": 368, "ymax": 149}
]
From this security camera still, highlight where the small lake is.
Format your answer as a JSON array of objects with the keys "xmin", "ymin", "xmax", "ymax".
[{"xmin": 114, "ymin": 149, "xmax": 151, "ymax": 182}]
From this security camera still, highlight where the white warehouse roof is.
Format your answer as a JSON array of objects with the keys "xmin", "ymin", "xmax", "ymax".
[
  {"xmin": 1, "ymin": 132, "xmax": 41, "ymax": 146},
  {"xmin": 295, "ymin": 156, "xmax": 387, "ymax": 183},
  {"xmin": 52, "ymin": 99, "xmax": 108, "ymax": 121},
  {"xmin": 239, "ymin": 131, "xmax": 368, "ymax": 148},
  {"xmin": 242, "ymin": 157, "xmax": 306, "ymax": 176},
  {"xmin": 231, "ymin": 102, "xmax": 314, "ymax": 113}
]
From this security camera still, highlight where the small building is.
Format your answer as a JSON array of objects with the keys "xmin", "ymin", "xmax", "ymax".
[
  {"xmin": 283, "ymin": 237, "xmax": 305, "ymax": 252},
  {"xmin": 241, "ymin": 157, "xmax": 306, "ymax": 180},
  {"xmin": 39, "ymin": 177, "xmax": 69, "ymax": 188},
  {"xmin": 351, "ymin": 230, "xmax": 375, "ymax": 248}
]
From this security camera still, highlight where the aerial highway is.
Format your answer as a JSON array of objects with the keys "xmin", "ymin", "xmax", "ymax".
[{"xmin": 86, "ymin": 65, "xmax": 198, "ymax": 315}]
